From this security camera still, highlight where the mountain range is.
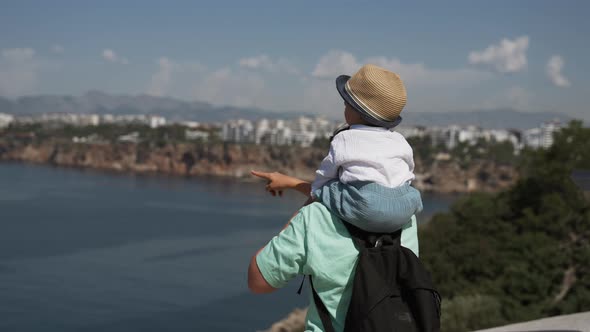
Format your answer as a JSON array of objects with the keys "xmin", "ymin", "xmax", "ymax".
[{"xmin": 0, "ymin": 91, "xmax": 572, "ymax": 130}]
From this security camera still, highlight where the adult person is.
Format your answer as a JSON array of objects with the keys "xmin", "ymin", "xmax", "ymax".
[
  {"xmin": 248, "ymin": 65, "xmax": 425, "ymax": 331},
  {"xmin": 247, "ymin": 171, "xmax": 419, "ymax": 331}
]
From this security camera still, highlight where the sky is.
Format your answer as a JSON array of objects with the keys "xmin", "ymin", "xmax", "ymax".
[{"xmin": 0, "ymin": 0, "xmax": 589, "ymax": 121}]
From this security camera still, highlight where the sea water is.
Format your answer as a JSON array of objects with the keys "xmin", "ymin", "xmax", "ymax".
[{"xmin": 0, "ymin": 163, "xmax": 456, "ymax": 331}]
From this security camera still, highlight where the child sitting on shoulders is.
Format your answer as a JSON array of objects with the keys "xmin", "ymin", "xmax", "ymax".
[{"xmin": 252, "ymin": 64, "xmax": 422, "ymax": 255}]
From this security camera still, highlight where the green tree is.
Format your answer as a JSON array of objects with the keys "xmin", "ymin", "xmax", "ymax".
[
  {"xmin": 407, "ymin": 135, "xmax": 436, "ymax": 166},
  {"xmin": 420, "ymin": 121, "xmax": 590, "ymax": 331}
]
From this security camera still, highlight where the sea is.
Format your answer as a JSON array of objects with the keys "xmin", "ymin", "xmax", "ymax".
[{"xmin": 0, "ymin": 163, "xmax": 458, "ymax": 331}]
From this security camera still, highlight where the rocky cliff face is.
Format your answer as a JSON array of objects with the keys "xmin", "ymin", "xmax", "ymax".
[
  {"xmin": 413, "ymin": 158, "xmax": 517, "ymax": 193},
  {"xmin": 0, "ymin": 140, "xmax": 517, "ymax": 193}
]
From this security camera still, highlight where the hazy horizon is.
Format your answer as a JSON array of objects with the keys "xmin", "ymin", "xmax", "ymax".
[{"xmin": 1, "ymin": 1, "xmax": 588, "ymax": 121}]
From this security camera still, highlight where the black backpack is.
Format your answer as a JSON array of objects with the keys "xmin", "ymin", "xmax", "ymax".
[{"xmin": 309, "ymin": 221, "xmax": 441, "ymax": 332}]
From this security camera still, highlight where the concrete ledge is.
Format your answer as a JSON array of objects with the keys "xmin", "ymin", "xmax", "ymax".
[{"xmin": 475, "ymin": 311, "xmax": 590, "ymax": 332}]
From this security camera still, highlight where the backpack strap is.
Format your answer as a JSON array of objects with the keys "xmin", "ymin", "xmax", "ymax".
[
  {"xmin": 341, "ymin": 219, "xmax": 402, "ymax": 248},
  {"xmin": 296, "ymin": 275, "xmax": 306, "ymax": 295},
  {"xmin": 310, "ymin": 277, "xmax": 336, "ymax": 332}
]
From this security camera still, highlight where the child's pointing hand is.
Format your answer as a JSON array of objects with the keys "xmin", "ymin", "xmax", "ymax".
[
  {"xmin": 251, "ymin": 170, "xmax": 313, "ymax": 199},
  {"xmin": 250, "ymin": 170, "xmax": 295, "ymax": 197}
]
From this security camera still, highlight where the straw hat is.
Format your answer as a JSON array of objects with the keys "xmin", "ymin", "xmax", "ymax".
[{"xmin": 336, "ymin": 64, "xmax": 407, "ymax": 128}]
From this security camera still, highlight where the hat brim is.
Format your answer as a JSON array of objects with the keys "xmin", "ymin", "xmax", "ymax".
[{"xmin": 336, "ymin": 75, "xmax": 402, "ymax": 129}]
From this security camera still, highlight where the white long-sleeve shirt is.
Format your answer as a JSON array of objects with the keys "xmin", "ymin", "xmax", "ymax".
[{"xmin": 311, "ymin": 124, "xmax": 415, "ymax": 195}]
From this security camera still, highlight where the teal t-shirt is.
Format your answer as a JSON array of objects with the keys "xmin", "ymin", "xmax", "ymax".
[{"xmin": 256, "ymin": 202, "xmax": 419, "ymax": 332}]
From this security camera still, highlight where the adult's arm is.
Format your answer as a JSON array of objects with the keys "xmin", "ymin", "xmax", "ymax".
[
  {"xmin": 247, "ymin": 207, "xmax": 309, "ymax": 295},
  {"xmin": 248, "ymin": 248, "xmax": 277, "ymax": 294}
]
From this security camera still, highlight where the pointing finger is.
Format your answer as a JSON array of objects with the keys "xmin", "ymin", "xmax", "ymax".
[{"xmin": 251, "ymin": 170, "xmax": 271, "ymax": 180}]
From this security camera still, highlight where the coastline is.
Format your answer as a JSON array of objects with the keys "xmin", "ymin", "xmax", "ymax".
[{"xmin": 0, "ymin": 140, "xmax": 518, "ymax": 194}]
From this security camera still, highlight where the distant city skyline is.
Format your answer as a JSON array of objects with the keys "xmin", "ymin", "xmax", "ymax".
[
  {"xmin": 0, "ymin": 0, "xmax": 588, "ymax": 121},
  {"xmin": 1, "ymin": 110, "xmax": 562, "ymax": 153}
]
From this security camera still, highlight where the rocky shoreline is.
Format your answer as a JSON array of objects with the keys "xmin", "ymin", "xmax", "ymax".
[{"xmin": 0, "ymin": 140, "xmax": 518, "ymax": 193}]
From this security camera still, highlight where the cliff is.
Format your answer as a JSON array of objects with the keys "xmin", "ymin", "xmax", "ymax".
[{"xmin": 0, "ymin": 140, "xmax": 517, "ymax": 193}]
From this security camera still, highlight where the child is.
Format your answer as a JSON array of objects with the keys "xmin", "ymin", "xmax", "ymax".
[
  {"xmin": 252, "ymin": 64, "xmax": 422, "ymax": 251},
  {"xmin": 310, "ymin": 64, "xmax": 422, "ymax": 234}
]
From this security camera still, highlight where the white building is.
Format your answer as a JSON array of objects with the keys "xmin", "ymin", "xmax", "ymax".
[
  {"xmin": 523, "ymin": 128, "xmax": 543, "ymax": 149},
  {"xmin": 117, "ymin": 114, "xmax": 148, "ymax": 125},
  {"xmin": 487, "ymin": 129, "xmax": 520, "ymax": 148},
  {"xmin": 72, "ymin": 133, "xmax": 102, "ymax": 144},
  {"xmin": 275, "ymin": 119, "xmax": 285, "ymax": 130},
  {"xmin": 254, "ymin": 118, "xmax": 270, "ymax": 144},
  {"xmin": 423, "ymin": 124, "xmax": 525, "ymax": 152},
  {"xmin": 269, "ymin": 127, "xmax": 292, "ymax": 145},
  {"xmin": 181, "ymin": 121, "xmax": 201, "ymax": 128},
  {"xmin": 185, "ymin": 129, "xmax": 209, "ymax": 141},
  {"xmin": 457, "ymin": 126, "xmax": 482, "ymax": 146},
  {"xmin": 486, "ymin": 129, "xmax": 509, "ymax": 142},
  {"xmin": 541, "ymin": 120, "xmax": 561, "ymax": 148},
  {"xmin": 220, "ymin": 116, "xmax": 339, "ymax": 146},
  {"xmin": 149, "ymin": 116, "xmax": 166, "ymax": 128},
  {"xmin": 292, "ymin": 116, "xmax": 313, "ymax": 133},
  {"xmin": 292, "ymin": 131, "xmax": 316, "ymax": 147},
  {"xmin": 291, "ymin": 116, "xmax": 321, "ymax": 147},
  {"xmin": 311, "ymin": 117, "xmax": 336, "ymax": 140},
  {"xmin": 118, "ymin": 132, "xmax": 140, "ymax": 143},
  {"xmin": 18, "ymin": 113, "xmax": 101, "ymax": 126},
  {"xmin": 522, "ymin": 120, "xmax": 562, "ymax": 149},
  {"xmin": 222, "ymin": 119, "xmax": 254, "ymax": 143},
  {"xmin": 0, "ymin": 113, "xmax": 14, "ymax": 128},
  {"xmin": 101, "ymin": 114, "xmax": 115, "ymax": 123},
  {"xmin": 429, "ymin": 126, "xmax": 454, "ymax": 149},
  {"xmin": 396, "ymin": 125, "xmax": 427, "ymax": 139},
  {"xmin": 99, "ymin": 114, "xmax": 166, "ymax": 127}
]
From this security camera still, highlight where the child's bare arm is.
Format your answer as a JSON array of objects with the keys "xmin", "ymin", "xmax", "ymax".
[{"xmin": 250, "ymin": 170, "xmax": 312, "ymax": 198}]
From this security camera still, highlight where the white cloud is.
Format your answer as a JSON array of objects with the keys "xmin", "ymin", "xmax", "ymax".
[
  {"xmin": 101, "ymin": 49, "xmax": 129, "ymax": 64},
  {"xmin": 239, "ymin": 54, "xmax": 299, "ymax": 74},
  {"xmin": 476, "ymin": 86, "xmax": 534, "ymax": 111},
  {"xmin": 307, "ymin": 50, "xmax": 494, "ymax": 115},
  {"xmin": 468, "ymin": 36, "xmax": 529, "ymax": 73},
  {"xmin": 239, "ymin": 55, "xmax": 272, "ymax": 69},
  {"xmin": 192, "ymin": 67, "xmax": 268, "ymax": 108},
  {"xmin": 301, "ymin": 78, "xmax": 343, "ymax": 116},
  {"xmin": 148, "ymin": 57, "xmax": 173, "ymax": 97},
  {"xmin": 1, "ymin": 48, "xmax": 35, "ymax": 62},
  {"xmin": 102, "ymin": 49, "xmax": 116, "ymax": 61},
  {"xmin": 506, "ymin": 86, "xmax": 532, "ymax": 109},
  {"xmin": 0, "ymin": 48, "xmax": 39, "ymax": 97},
  {"xmin": 146, "ymin": 57, "xmax": 206, "ymax": 97},
  {"xmin": 311, "ymin": 51, "xmax": 358, "ymax": 78},
  {"xmin": 51, "ymin": 44, "xmax": 64, "ymax": 54},
  {"xmin": 546, "ymin": 55, "xmax": 570, "ymax": 87},
  {"xmin": 311, "ymin": 50, "xmax": 492, "ymax": 86}
]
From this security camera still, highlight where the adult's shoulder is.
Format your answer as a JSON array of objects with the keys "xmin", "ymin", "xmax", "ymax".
[
  {"xmin": 298, "ymin": 201, "xmax": 334, "ymax": 220},
  {"xmin": 297, "ymin": 202, "xmax": 343, "ymax": 232}
]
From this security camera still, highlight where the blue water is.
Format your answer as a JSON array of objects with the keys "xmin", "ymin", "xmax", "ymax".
[{"xmin": 0, "ymin": 163, "xmax": 456, "ymax": 331}]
